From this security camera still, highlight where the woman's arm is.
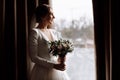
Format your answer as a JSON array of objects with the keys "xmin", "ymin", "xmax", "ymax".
[
  {"xmin": 29, "ymin": 29, "xmax": 54, "ymax": 69},
  {"xmin": 29, "ymin": 29, "xmax": 66, "ymax": 71}
]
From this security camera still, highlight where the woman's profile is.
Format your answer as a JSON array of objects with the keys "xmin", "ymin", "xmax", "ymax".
[{"xmin": 29, "ymin": 4, "xmax": 70, "ymax": 80}]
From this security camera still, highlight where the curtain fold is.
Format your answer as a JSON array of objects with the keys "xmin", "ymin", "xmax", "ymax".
[{"xmin": 92, "ymin": 0, "xmax": 111, "ymax": 80}]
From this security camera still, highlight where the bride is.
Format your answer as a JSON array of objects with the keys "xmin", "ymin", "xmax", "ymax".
[{"xmin": 29, "ymin": 4, "xmax": 70, "ymax": 80}]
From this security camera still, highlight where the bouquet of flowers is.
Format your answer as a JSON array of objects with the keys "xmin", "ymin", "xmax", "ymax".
[{"xmin": 48, "ymin": 39, "xmax": 74, "ymax": 57}]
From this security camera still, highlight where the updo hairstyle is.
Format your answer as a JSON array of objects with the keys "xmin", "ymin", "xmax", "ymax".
[{"xmin": 35, "ymin": 4, "xmax": 51, "ymax": 23}]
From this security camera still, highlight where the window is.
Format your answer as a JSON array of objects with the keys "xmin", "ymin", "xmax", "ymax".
[{"xmin": 51, "ymin": 0, "xmax": 96, "ymax": 80}]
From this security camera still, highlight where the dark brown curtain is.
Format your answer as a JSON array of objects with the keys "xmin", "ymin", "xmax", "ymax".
[
  {"xmin": 93, "ymin": 0, "xmax": 120, "ymax": 80},
  {"xmin": 0, "ymin": 0, "xmax": 33, "ymax": 80},
  {"xmin": 0, "ymin": 0, "xmax": 49, "ymax": 80},
  {"xmin": 1, "ymin": 0, "xmax": 17, "ymax": 80},
  {"xmin": 111, "ymin": 0, "xmax": 120, "ymax": 80},
  {"xmin": 92, "ymin": 0, "xmax": 111, "ymax": 80}
]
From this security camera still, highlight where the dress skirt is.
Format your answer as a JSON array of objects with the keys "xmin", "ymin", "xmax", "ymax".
[{"xmin": 30, "ymin": 64, "xmax": 70, "ymax": 80}]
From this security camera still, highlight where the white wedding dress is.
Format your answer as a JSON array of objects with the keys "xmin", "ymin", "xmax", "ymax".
[{"xmin": 29, "ymin": 28, "xmax": 70, "ymax": 80}]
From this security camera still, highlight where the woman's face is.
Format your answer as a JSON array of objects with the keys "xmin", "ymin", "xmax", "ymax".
[{"xmin": 43, "ymin": 8, "xmax": 55, "ymax": 26}]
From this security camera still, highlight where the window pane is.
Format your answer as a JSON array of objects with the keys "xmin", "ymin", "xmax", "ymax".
[{"xmin": 51, "ymin": 0, "xmax": 96, "ymax": 80}]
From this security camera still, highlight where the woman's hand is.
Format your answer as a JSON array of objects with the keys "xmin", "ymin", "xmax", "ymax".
[{"xmin": 53, "ymin": 63, "xmax": 66, "ymax": 71}]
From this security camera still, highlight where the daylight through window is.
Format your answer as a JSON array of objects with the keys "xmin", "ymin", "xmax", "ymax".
[{"xmin": 51, "ymin": 0, "xmax": 96, "ymax": 80}]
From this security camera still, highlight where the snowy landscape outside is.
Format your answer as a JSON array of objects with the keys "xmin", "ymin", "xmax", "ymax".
[
  {"xmin": 51, "ymin": 0, "xmax": 96, "ymax": 80},
  {"xmin": 66, "ymin": 47, "xmax": 96, "ymax": 80}
]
